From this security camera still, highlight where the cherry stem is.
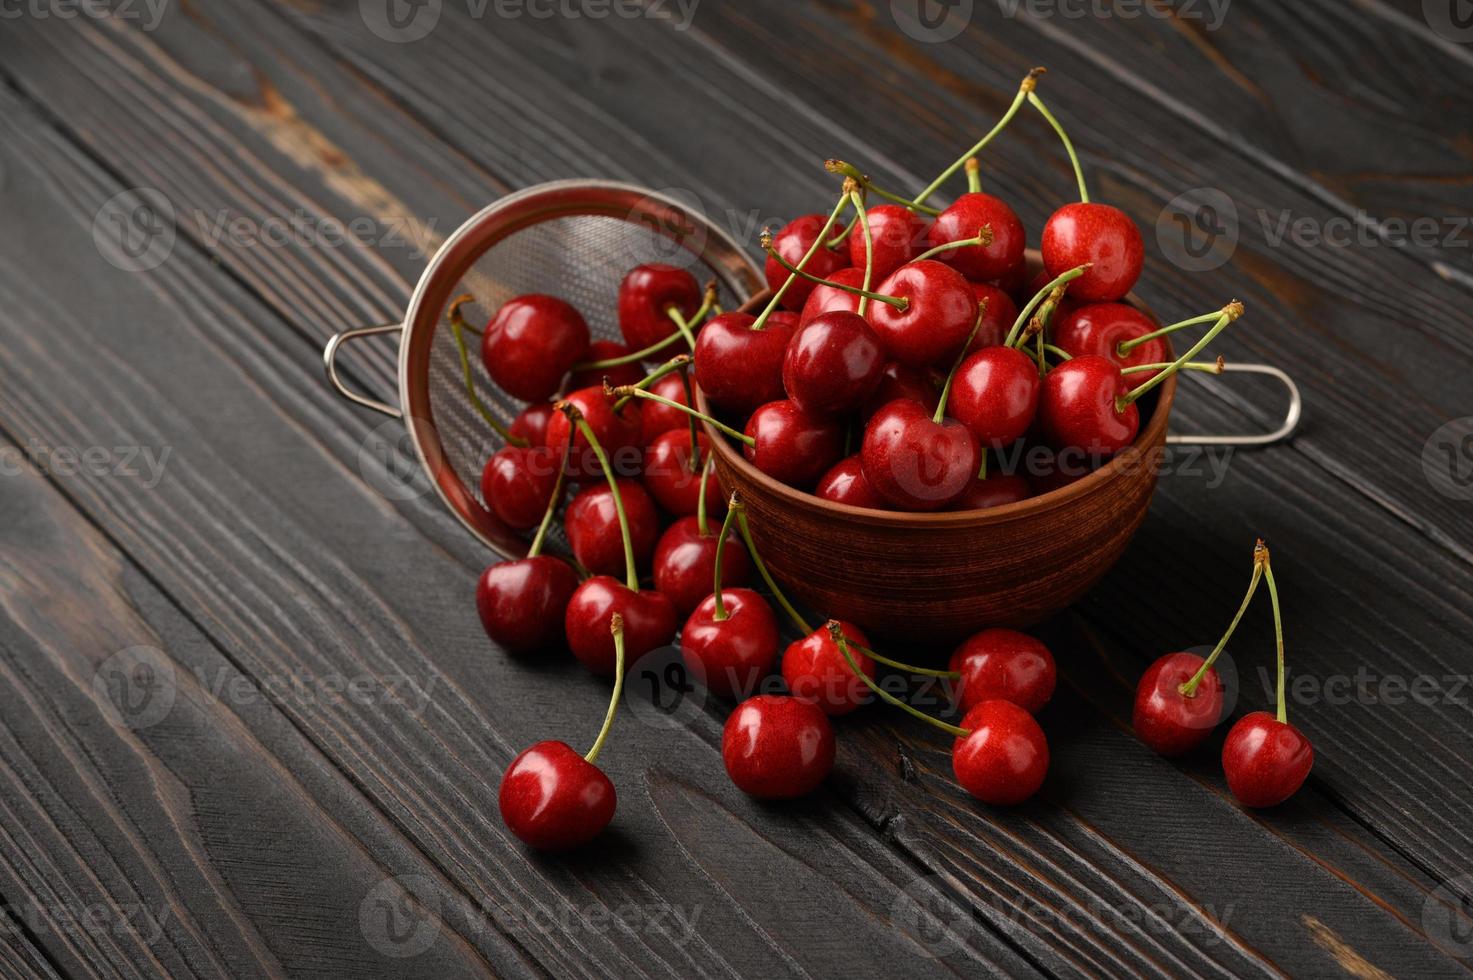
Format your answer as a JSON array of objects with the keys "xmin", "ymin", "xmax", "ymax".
[
  {"xmin": 584, "ymin": 614, "xmax": 624, "ymax": 765},
  {"xmin": 826, "ymin": 187, "xmax": 865, "ymax": 248},
  {"xmin": 667, "ymin": 305, "xmax": 699, "ymax": 350},
  {"xmin": 851, "ymin": 189, "xmax": 876, "ymax": 318},
  {"xmin": 447, "ymin": 295, "xmax": 526, "ymax": 447},
  {"xmin": 679, "ymin": 364, "xmax": 700, "ymax": 470},
  {"xmin": 613, "ymin": 354, "xmax": 690, "ymax": 413},
  {"xmin": 711, "ymin": 493, "xmax": 741, "ymax": 621},
  {"xmin": 1263, "ymin": 552, "xmax": 1287, "ymax": 724},
  {"xmin": 525, "ymin": 430, "xmax": 574, "ymax": 559},
  {"xmin": 754, "ymin": 191, "xmax": 850, "ymax": 330},
  {"xmin": 864, "ymin": 648, "xmax": 961, "ymax": 679},
  {"xmin": 828, "ymin": 622, "xmax": 969, "ymax": 737},
  {"xmin": 695, "ymin": 451, "xmax": 713, "ymax": 537},
  {"xmin": 935, "ymin": 301, "xmax": 989, "ymax": 423},
  {"xmin": 1115, "ymin": 310, "xmax": 1222, "ymax": 356},
  {"xmin": 911, "ymin": 226, "xmax": 995, "ymax": 264},
  {"xmin": 567, "ymin": 410, "xmax": 639, "ymax": 592},
  {"xmin": 762, "ymin": 238, "xmax": 908, "ymax": 310},
  {"xmin": 610, "ymin": 385, "xmax": 754, "ymax": 446},
  {"xmin": 1004, "ymin": 266, "xmax": 1087, "ymax": 348},
  {"xmin": 826, "ymin": 160, "xmax": 941, "ymax": 216},
  {"xmin": 1027, "ymin": 91, "xmax": 1088, "ymax": 203},
  {"xmin": 734, "ymin": 505, "xmax": 811, "ymax": 635},
  {"xmin": 571, "ymin": 287, "xmax": 709, "ymax": 369},
  {"xmin": 965, "ymin": 157, "xmax": 982, "ymax": 194},
  {"xmin": 977, "ymin": 452, "xmax": 988, "ymax": 480},
  {"xmin": 1119, "ymin": 302, "xmax": 1243, "ymax": 408},
  {"xmin": 1180, "ymin": 541, "xmax": 1267, "ymax": 697},
  {"xmin": 1120, "ymin": 358, "xmax": 1224, "ymax": 376},
  {"xmin": 914, "ymin": 67, "xmax": 1044, "ymax": 206},
  {"xmin": 1042, "ymin": 343, "xmax": 1073, "ymax": 361}
]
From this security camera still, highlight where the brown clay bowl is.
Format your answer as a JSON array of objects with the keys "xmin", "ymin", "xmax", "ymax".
[{"xmin": 696, "ymin": 258, "xmax": 1176, "ymax": 647}]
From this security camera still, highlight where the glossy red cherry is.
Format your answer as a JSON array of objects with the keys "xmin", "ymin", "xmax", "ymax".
[
  {"xmin": 475, "ymin": 556, "xmax": 580, "ymax": 655},
  {"xmin": 815, "ymin": 455, "xmax": 887, "ymax": 509},
  {"xmin": 652, "ymin": 515, "xmax": 750, "ymax": 617},
  {"xmin": 965, "ymin": 282, "xmax": 1019, "ymax": 353},
  {"xmin": 867, "ymin": 260, "xmax": 977, "ymax": 368},
  {"xmin": 510, "ymin": 402, "xmax": 555, "ymax": 447},
  {"xmin": 480, "ymin": 444, "xmax": 562, "ymax": 530},
  {"xmin": 722, "ymin": 695, "xmax": 835, "ymax": 799},
  {"xmin": 782, "ymin": 621, "xmax": 874, "ymax": 716},
  {"xmin": 1037, "ymin": 355, "xmax": 1139, "ymax": 456},
  {"xmin": 742, "ymin": 399, "xmax": 844, "ymax": 490},
  {"xmin": 952, "ymin": 700, "xmax": 1049, "ymax": 805},
  {"xmin": 481, "ymin": 295, "xmax": 591, "ymax": 402},
  {"xmin": 642, "ymin": 429, "xmax": 722, "ymax": 517},
  {"xmin": 681, "ymin": 589, "xmax": 781, "ymax": 699},
  {"xmin": 765, "ymin": 214, "xmax": 851, "ymax": 310},
  {"xmin": 849, "ymin": 204, "xmax": 929, "ymax": 280},
  {"xmin": 692, "ymin": 312, "xmax": 795, "ymax": 416},
  {"xmin": 951, "ymin": 472, "xmax": 1031, "ymax": 510},
  {"xmin": 782, "ymin": 311, "xmax": 886, "ymax": 418},
  {"xmin": 1222, "ymin": 712, "xmax": 1314, "ymax": 807},
  {"xmin": 860, "ymin": 398, "xmax": 978, "ymax": 511},
  {"xmin": 499, "ymin": 740, "xmax": 614, "ymax": 851},
  {"xmin": 949, "ymin": 629, "xmax": 1056, "ymax": 715},
  {"xmin": 950, "ymin": 346, "xmax": 1041, "ymax": 450},
  {"xmin": 928, "ymin": 192, "xmax": 1026, "ymax": 280},
  {"xmin": 1041, "ymin": 203, "xmax": 1144, "ymax": 303},
  {"xmin": 639, "ymin": 372, "xmax": 693, "ymax": 444},
  {"xmin": 564, "ymin": 479, "xmax": 660, "ymax": 577},
  {"xmin": 566, "ymin": 340, "xmax": 646, "ymax": 392},
  {"xmin": 618, "ymin": 263, "xmax": 702, "ymax": 351},
  {"xmin": 545, "ymin": 386, "xmax": 644, "ymax": 481},
  {"xmin": 564, "ymin": 576, "xmax": 676, "ymax": 676},
  {"xmin": 1132, "ymin": 652, "xmax": 1225, "ymax": 757},
  {"xmin": 799, "ymin": 266, "xmax": 866, "ymax": 327},
  {"xmin": 862, "ymin": 361, "xmax": 939, "ymax": 419},
  {"xmin": 1053, "ymin": 303, "xmax": 1167, "ymax": 378}
]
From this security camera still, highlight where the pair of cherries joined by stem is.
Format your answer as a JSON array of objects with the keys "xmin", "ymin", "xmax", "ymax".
[{"xmin": 1133, "ymin": 540, "xmax": 1313, "ymax": 808}]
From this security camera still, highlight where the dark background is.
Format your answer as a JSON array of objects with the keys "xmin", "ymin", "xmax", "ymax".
[{"xmin": 1, "ymin": 1, "xmax": 1471, "ymax": 977}]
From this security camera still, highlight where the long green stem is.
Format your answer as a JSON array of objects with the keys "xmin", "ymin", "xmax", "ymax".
[
  {"xmin": 934, "ymin": 301, "xmax": 989, "ymax": 423},
  {"xmin": 862, "ymin": 648, "xmax": 960, "ymax": 679},
  {"xmin": 569, "ymin": 413, "xmax": 638, "ymax": 591},
  {"xmin": 851, "ymin": 189, "xmax": 875, "ymax": 318},
  {"xmin": 613, "ymin": 354, "xmax": 690, "ymax": 413},
  {"xmin": 1120, "ymin": 358, "xmax": 1224, "ymax": 376},
  {"xmin": 1263, "ymin": 555, "xmax": 1287, "ymax": 724},
  {"xmin": 912, "ymin": 227, "xmax": 994, "ymax": 264},
  {"xmin": 1116, "ymin": 310, "xmax": 1222, "ymax": 356},
  {"xmin": 612, "ymin": 386, "xmax": 754, "ymax": 445},
  {"xmin": 734, "ymin": 506, "xmax": 811, "ymax": 635},
  {"xmin": 754, "ymin": 191, "xmax": 850, "ymax": 330},
  {"xmin": 448, "ymin": 296, "xmax": 525, "ymax": 446},
  {"xmin": 763, "ymin": 242, "xmax": 908, "ymax": 310},
  {"xmin": 695, "ymin": 451, "xmax": 713, "ymax": 537},
  {"xmin": 1119, "ymin": 303, "xmax": 1243, "ymax": 408},
  {"xmin": 526, "ymin": 430, "xmax": 574, "ymax": 559},
  {"xmin": 679, "ymin": 365, "xmax": 700, "ymax": 469},
  {"xmin": 711, "ymin": 496, "xmax": 741, "ymax": 621},
  {"xmin": 667, "ymin": 305, "xmax": 699, "ymax": 350},
  {"xmin": 1028, "ymin": 91, "xmax": 1088, "ymax": 203},
  {"xmin": 1180, "ymin": 547, "xmax": 1266, "ymax": 697},
  {"xmin": 584, "ymin": 614, "xmax": 625, "ymax": 764},
  {"xmin": 1004, "ymin": 266, "xmax": 1087, "ymax": 348},
  {"xmin": 828, "ymin": 623, "xmax": 968, "ymax": 737},
  {"xmin": 571, "ymin": 287, "xmax": 710, "ymax": 368},
  {"xmin": 1042, "ymin": 344, "xmax": 1073, "ymax": 361},
  {"xmin": 914, "ymin": 68, "xmax": 1044, "ymax": 206},
  {"xmin": 826, "ymin": 160, "xmax": 942, "ymax": 216}
]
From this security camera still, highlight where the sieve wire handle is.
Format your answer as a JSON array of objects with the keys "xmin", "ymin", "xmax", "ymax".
[
  {"xmin": 1166, "ymin": 363, "xmax": 1301, "ymax": 447},
  {"xmin": 323, "ymin": 323, "xmax": 403, "ymax": 419}
]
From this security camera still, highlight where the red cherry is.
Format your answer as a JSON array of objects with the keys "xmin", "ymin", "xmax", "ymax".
[
  {"xmin": 1037, "ymin": 355, "xmax": 1139, "ymax": 456},
  {"xmin": 481, "ymin": 295, "xmax": 590, "ymax": 402},
  {"xmin": 545, "ymin": 386, "xmax": 644, "ymax": 481},
  {"xmin": 782, "ymin": 621, "xmax": 874, "ymax": 716},
  {"xmin": 642, "ymin": 429, "xmax": 722, "ymax": 517},
  {"xmin": 765, "ymin": 214, "xmax": 851, "ymax": 310},
  {"xmin": 987, "ymin": 257, "xmax": 1031, "ymax": 299},
  {"xmin": 1132, "ymin": 652, "xmax": 1225, "ymax": 757},
  {"xmin": 867, "ymin": 260, "xmax": 977, "ymax": 368},
  {"xmin": 722, "ymin": 695, "xmax": 835, "ymax": 799},
  {"xmin": 740, "ymin": 399, "xmax": 844, "ymax": 490},
  {"xmin": 862, "ymin": 361, "xmax": 939, "ymax": 420},
  {"xmin": 815, "ymin": 455, "xmax": 887, "ymax": 509},
  {"xmin": 692, "ymin": 312, "xmax": 795, "ymax": 416},
  {"xmin": 1053, "ymin": 303, "xmax": 1167, "ymax": 379},
  {"xmin": 681, "ymin": 589, "xmax": 781, "ymax": 698},
  {"xmin": 1222, "ymin": 712, "xmax": 1314, "ymax": 807},
  {"xmin": 860, "ymin": 398, "xmax": 978, "ymax": 511},
  {"xmin": 639, "ymin": 372, "xmax": 693, "ymax": 445},
  {"xmin": 799, "ymin": 266, "xmax": 866, "ymax": 327},
  {"xmin": 949, "ymin": 629, "xmax": 1056, "ymax": 715},
  {"xmin": 617, "ymin": 263, "xmax": 701, "ymax": 351},
  {"xmin": 564, "ymin": 576, "xmax": 676, "ymax": 676},
  {"xmin": 928, "ymin": 192, "xmax": 1026, "ymax": 280},
  {"xmin": 510, "ymin": 402, "xmax": 555, "ymax": 447},
  {"xmin": 499, "ymin": 740, "xmax": 614, "ymax": 851},
  {"xmin": 475, "ymin": 556, "xmax": 580, "ymax": 655},
  {"xmin": 652, "ymin": 516, "xmax": 750, "ymax": 617},
  {"xmin": 782, "ymin": 311, "xmax": 886, "ymax": 418},
  {"xmin": 1041, "ymin": 203, "xmax": 1144, "ymax": 303},
  {"xmin": 566, "ymin": 340, "xmax": 646, "ymax": 392},
  {"xmin": 564, "ymin": 479, "xmax": 660, "ymax": 577},
  {"xmin": 950, "ymin": 346, "xmax": 1041, "ymax": 450},
  {"xmin": 951, "ymin": 701, "xmax": 1049, "ymax": 805},
  {"xmin": 964, "ymin": 282, "xmax": 1019, "ymax": 353},
  {"xmin": 849, "ymin": 204, "xmax": 929, "ymax": 280},
  {"xmin": 480, "ymin": 444, "xmax": 563, "ymax": 530},
  {"xmin": 953, "ymin": 472, "xmax": 1031, "ymax": 511}
]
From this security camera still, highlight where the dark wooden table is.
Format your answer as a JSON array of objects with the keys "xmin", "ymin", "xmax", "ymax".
[{"xmin": 1, "ymin": 1, "xmax": 1471, "ymax": 976}]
